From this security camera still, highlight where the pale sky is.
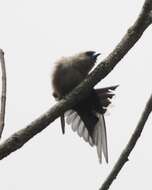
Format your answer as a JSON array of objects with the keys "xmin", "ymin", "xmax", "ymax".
[{"xmin": 0, "ymin": 0, "xmax": 152, "ymax": 189}]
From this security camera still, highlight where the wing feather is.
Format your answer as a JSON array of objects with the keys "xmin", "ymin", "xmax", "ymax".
[{"xmin": 65, "ymin": 110, "xmax": 108, "ymax": 163}]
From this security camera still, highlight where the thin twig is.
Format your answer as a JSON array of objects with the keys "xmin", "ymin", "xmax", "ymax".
[
  {"xmin": 0, "ymin": 0, "xmax": 151, "ymax": 160},
  {"xmin": 0, "ymin": 49, "xmax": 7, "ymax": 139},
  {"xmin": 99, "ymin": 94, "xmax": 152, "ymax": 190}
]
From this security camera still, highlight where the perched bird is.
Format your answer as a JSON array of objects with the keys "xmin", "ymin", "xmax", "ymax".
[{"xmin": 52, "ymin": 51, "xmax": 118, "ymax": 163}]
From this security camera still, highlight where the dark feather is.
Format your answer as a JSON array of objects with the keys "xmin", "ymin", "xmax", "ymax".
[
  {"xmin": 60, "ymin": 114, "xmax": 65, "ymax": 134},
  {"xmin": 73, "ymin": 85, "xmax": 118, "ymax": 137}
]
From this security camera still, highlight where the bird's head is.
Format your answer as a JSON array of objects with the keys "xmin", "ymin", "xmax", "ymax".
[
  {"xmin": 84, "ymin": 51, "xmax": 101, "ymax": 62},
  {"xmin": 72, "ymin": 51, "xmax": 101, "ymax": 74}
]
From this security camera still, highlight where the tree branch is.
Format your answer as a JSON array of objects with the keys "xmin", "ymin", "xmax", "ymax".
[
  {"xmin": 0, "ymin": 0, "xmax": 152, "ymax": 160},
  {"xmin": 0, "ymin": 49, "xmax": 7, "ymax": 139},
  {"xmin": 99, "ymin": 94, "xmax": 152, "ymax": 190}
]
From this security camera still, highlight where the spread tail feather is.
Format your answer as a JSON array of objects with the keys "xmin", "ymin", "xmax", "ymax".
[{"xmin": 95, "ymin": 85, "xmax": 118, "ymax": 114}]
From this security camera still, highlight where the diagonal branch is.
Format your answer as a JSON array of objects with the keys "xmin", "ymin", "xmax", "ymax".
[
  {"xmin": 0, "ymin": 49, "xmax": 7, "ymax": 139},
  {"xmin": 0, "ymin": 0, "xmax": 152, "ymax": 160},
  {"xmin": 99, "ymin": 94, "xmax": 152, "ymax": 190}
]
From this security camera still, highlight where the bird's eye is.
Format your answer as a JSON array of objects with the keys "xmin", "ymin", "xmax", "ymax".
[{"xmin": 85, "ymin": 51, "xmax": 95, "ymax": 57}]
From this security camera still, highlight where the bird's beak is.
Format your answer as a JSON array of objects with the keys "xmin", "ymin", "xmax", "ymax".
[
  {"xmin": 93, "ymin": 53, "xmax": 101, "ymax": 59},
  {"xmin": 92, "ymin": 52, "xmax": 101, "ymax": 61}
]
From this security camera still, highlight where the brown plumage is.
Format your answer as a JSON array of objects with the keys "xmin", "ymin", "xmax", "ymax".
[
  {"xmin": 52, "ymin": 51, "xmax": 118, "ymax": 163},
  {"xmin": 52, "ymin": 51, "xmax": 99, "ymax": 99}
]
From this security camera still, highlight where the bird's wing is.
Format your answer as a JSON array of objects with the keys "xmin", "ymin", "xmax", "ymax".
[{"xmin": 65, "ymin": 110, "xmax": 108, "ymax": 163}]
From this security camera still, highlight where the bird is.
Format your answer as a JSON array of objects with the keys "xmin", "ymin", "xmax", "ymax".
[{"xmin": 52, "ymin": 51, "xmax": 118, "ymax": 163}]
